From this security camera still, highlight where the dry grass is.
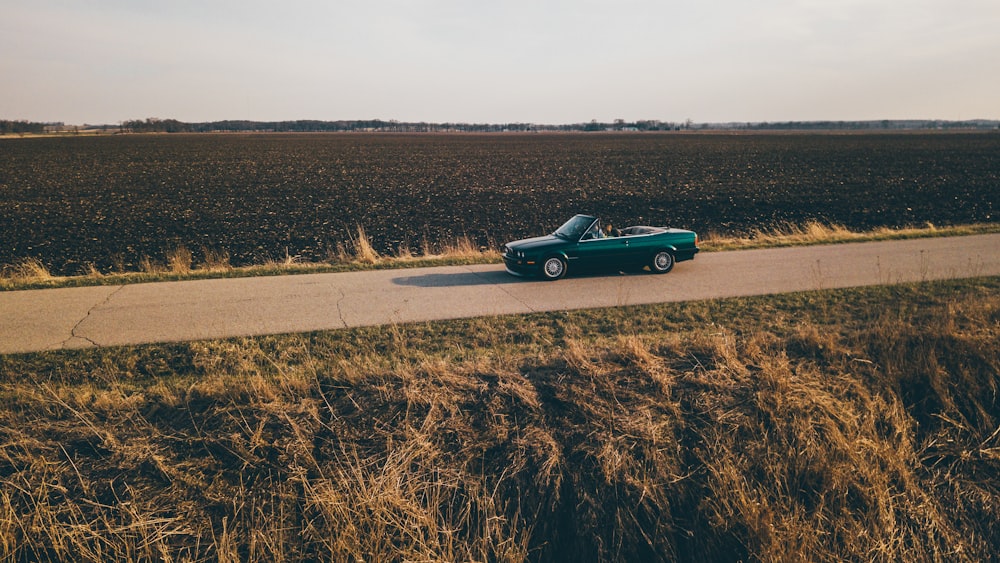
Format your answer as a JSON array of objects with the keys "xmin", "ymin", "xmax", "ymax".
[
  {"xmin": 700, "ymin": 220, "xmax": 999, "ymax": 251},
  {"xmin": 138, "ymin": 255, "xmax": 165, "ymax": 274},
  {"xmin": 1, "ymin": 277, "xmax": 998, "ymax": 561},
  {"xmin": 166, "ymin": 245, "xmax": 193, "ymax": 274},
  {"xmin": 1, "ymin": 257, "xmax": 52, "ymax": 281},
  {"xmin": 440, "ymin": 235, "xmax": 491, "ymax": 259},
  {"xmin": 83, "ymin": 263, "xmax": 103, "ymax": 278},
  {"xmin": 419, "ymin": 234, "xmax": 497, "ymax": 260},
  {"xmin": 351, "ymin": 225, "xmax": 380, "ymax": 264},
  {"xmin": 199, "ymin": 247, "xmax": 232, "ymax": 272},
  {"xmin": 0, "ymin": 258, "xmax": 66, "ymax": 291}
]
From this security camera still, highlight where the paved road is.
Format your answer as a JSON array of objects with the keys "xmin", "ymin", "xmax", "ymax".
[{"xmin": 2, "ymin": 234, "xmax": 999, "ymax": 354}]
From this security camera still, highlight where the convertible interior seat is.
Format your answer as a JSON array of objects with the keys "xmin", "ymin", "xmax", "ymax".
[{"xmin": 619, "ymin": 226, "xmax": 667, "ymax": 236}]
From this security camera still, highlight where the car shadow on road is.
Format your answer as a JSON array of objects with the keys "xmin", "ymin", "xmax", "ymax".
[{"xmin": 392, "ymin": 270, "xmax": 524, "ymax": 287}]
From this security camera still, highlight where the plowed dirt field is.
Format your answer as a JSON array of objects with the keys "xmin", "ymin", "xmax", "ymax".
[{"xmin": 2, "ymin": 132, "xmax": 996, "ymax": 275}]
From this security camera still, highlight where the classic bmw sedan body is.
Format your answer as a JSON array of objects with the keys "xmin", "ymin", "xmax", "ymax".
[{"xmin": 503, "ymin": 214, "xmax": 699, "ymax": 280}]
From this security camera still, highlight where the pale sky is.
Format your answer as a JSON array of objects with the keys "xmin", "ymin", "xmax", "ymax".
[{"xmin": 3, "ymin": 0, "xmax": 999, "ymax": 124}]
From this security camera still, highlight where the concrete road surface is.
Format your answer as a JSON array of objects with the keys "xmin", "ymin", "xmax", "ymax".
[{"xmin": 2, "ymin": 234, "xmax": 999, "ymax": 354}]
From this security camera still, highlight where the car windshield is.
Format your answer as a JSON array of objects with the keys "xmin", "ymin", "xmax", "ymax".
[{"xmin": 554, "ymin": 215, "xmax": 598, "ymax": 240}]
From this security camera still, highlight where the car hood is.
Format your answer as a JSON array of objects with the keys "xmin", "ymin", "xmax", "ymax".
[{"xmin": 506, "ymin": 234, "xmax": 564, "ymax": 251}]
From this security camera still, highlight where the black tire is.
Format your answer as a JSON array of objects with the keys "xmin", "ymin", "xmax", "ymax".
[
  {"xmin": 540, "ymin": 256, "xmax": 567, "ymax": 280},
  {"xmin": 650, "ymin": 250, "xmax": 675, "ymax": 274}
]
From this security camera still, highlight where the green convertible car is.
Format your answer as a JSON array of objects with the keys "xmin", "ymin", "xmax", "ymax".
[{"xmin": 503, "ymin": 214, "xmax": 699, "ymax": 280}]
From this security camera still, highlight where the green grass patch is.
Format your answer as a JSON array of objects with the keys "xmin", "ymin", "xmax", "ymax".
[{"xmin": 2, "ymin": 277, "xmax": 999, "ymax": 560}]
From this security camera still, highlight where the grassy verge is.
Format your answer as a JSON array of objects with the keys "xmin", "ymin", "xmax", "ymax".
[
  {"xmin": 1, "ymin": 277, "xmax": 998, "ymax": 561},
  {"xmin": 0, "ymin": 231, "xmax": 500, "ymax": 291},
  {"xmin": 702, "ymin": 220, "xmax": 1000, "ymax": 251},
  {"xmin": 3, "ymin": 222, "xmax": 998, "ymax": 292}
]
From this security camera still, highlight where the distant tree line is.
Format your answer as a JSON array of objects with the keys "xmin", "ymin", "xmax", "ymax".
[
  {"xmin": 725, "ymin": 119, "xmax": 1000, "ymax": 131},
  {"xmin": 6, "ymin": 117, "xmax": 999, "ymax": 135},
  {"xmin": 115, "ymin": 118, "xmax": 1000, "ymax": 133},
  {"xmin": 118, "ymin": 118, "xmax": 688, "ymax": 133},
  {"xmin": 0, "ymin": 120, "xmax": 46, "ymax": 135}
]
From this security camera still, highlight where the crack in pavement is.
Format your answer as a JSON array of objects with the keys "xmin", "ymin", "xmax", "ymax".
[
  {"xmin": 463, "ymin": 266, "xmax": 537, "ymax": 313},
  {"xmin": 334, "ymin": 287, "xmax": 348, "ymax": 328},
  {"xmin": 63, "ymin": 285, "xmax": 126, "ymax": 349}
]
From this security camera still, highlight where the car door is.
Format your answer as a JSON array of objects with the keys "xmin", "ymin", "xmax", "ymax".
[{"xmin": 573, "ymin": 235, "xmax": 633, "ymax": 270}]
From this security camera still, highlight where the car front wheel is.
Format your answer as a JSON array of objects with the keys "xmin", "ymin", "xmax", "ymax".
[
  {"xmin": 650, "ymin": 250, "xmax": 675, "ymax": 274},
  {"xmin": 541, "ymin": 256, "xmax": 567, "ymax": 280}
]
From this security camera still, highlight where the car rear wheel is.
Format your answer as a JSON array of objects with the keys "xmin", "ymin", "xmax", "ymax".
[
  {"xmin": 541, "ymin": 256, "xmax": 567, "ymax": 280},
  {"xmin": 650, "ymin": 250, "xmax": 674, "ymax": 274}
]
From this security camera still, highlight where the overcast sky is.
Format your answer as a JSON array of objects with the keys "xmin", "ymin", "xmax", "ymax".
[{"xmin": 3, "ymin": 0, "xmax": 998, "ymax": 124}]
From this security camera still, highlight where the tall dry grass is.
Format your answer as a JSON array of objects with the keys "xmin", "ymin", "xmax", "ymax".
[
  {"xmin": 166, "ymin": 245, "xmax": 193, "ymax": 274},
  {"xmin": 1, "ymin": 257, "xmax": 52, "ymax": 281},
  {"xmin": 0, "ymin": 278, "xmax": 998, "ymax": 561},
  {"xmin": 699, "ymin": 220, "xmax": 994, "ymax": 251},
  {"xmin": 0, "ymin": 258, "xmax": 61, "ymax": 290},
  {"xmin": 351, "ymin": 225, "xmax": 380, "ymax": 264},
  {"xmin": 199, "ymin": 247, "xmax": 232, "ymax": 272}
]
